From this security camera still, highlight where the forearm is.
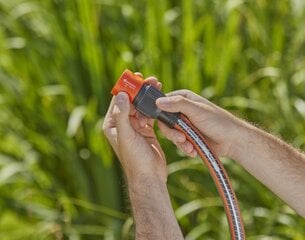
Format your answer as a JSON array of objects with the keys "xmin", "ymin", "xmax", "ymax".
[
  {"xmin": 231, "ymin": 121, "xmax": 305, "ymax": 217},
  {"xmin": 127, "ymin": 175, "xmax": 184, "ymax": 240}
]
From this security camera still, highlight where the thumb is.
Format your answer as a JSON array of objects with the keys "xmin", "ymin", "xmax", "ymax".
[
  {"xmin": 113, "ymin": 92, "xmax": 135, "ymax": 141},
  {"xmin": 156, "ymin": 95, "xmax": 200, "ymax": 116}
]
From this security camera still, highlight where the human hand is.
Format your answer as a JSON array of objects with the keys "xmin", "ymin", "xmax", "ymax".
[
  {"xmin": 103, "ymin": 75, "xmax": 184, "ymax": 240},
  {"xmin": 103, "ymin": 75, "xmax": 167, "ymax": 183},
  {"xmin": 156, "ymin": 90, "xmax": 245, "ymax": 158}
]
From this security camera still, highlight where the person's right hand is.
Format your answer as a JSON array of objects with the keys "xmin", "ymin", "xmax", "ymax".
[{"xmin": 156, "ymin": 90, "xmax": 245, "ymax": 158}]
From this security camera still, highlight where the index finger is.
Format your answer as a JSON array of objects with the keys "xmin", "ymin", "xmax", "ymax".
[
  {"xmin": 145, "ymin": 76, "xmax": 162, "ymax": 90},
  {"xmin": 135, "ymin": 72, "xmax": 162, "ymax": 90},
  {"xmin": 166, "ymin": 90, "xmax": 213, "ymax": 106},
  {"xmin": 104, "ymin": 96, "xmax": 116, "ymax": 127}
]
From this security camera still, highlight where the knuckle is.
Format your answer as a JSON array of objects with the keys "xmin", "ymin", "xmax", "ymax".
[
  {"xmin": 181, "ymin": 89, "xmax": 192, "ymax": 95},
  {"xmin": 185, "ymin": 90, "xmax": 196, "ymax": 99},
  {"xmin": 173, "ymin": 95, "xmax": 185, "ymax": 103},
  {"xmin": 173, "ymin": 133, "xmax": 183, "ymax": 143}
]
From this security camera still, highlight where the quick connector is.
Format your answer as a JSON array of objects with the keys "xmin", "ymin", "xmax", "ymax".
[{"xmin": 111, "ymin": 69, "xmax": 180, "ymax": 128}]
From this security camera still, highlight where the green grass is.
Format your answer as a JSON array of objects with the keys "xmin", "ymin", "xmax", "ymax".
[{"xmin": 0, "ymin": 0, "xmax": 305, "ymax": 239}]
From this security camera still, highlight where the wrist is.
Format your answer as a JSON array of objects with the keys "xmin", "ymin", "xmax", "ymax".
[
  {"xmin": 129, "ymin": 173, "xmax": 166, "ymax": 188},
  {"xmin": 125, "ymin": 169, "xmax": 167, "ymax": 188},
  {"xmin": 120, "ymin": 155, "xmax": 167, "ymax": 184},
  {"xmin": 207, "ymin": 107, "xmax": 248, "ymax": 158},
  {"xmin": 126, "ymin": 170, "xmax": 184, "ymax": 240},
  {"xmin": 227, "ymin": 119, "xmax": 255, "ymax": 161},
  {"xmin": 127, "ymin": 173, "xmax": 169, "ymax": 205}
]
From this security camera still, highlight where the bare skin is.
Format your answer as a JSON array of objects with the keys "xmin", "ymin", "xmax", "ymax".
[
  {"xmin": 102, "ymin": 75, "xmax": 183, "ymax": 240},
  {"xmin": 103, "ymin": 76, "xmax": 305, "ymax": 239},
  {"xmin": 156, "ymin": 89, "xmax": 305, "ymax": 218}
]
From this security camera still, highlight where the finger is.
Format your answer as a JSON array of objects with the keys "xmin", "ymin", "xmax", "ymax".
[
  {"xmin": 175, "ymin": 140, "xmax": 197, "ymax": 157},
  {"xmin": 166, "ymin": 90, "xmax": 213, "ymax": 106},
  {"xmin": 136, "ymin": 111, "xmax": 150, "ymax": 127},
  {"xmin": 134, "ymin": 72, "xmax": 143, "ymax": 78},
  {"xmin": 189, "ymin": 149, "xmax": 198, "ymax": 158},
  {"xmin": 158, "ymin": 120, "xmax": 197, "ymax": 157},
  {"xmin": 166, "ymin": 89, "xmax": 196, "ymax": 98},
  {"xmin": 134, "ymin": 73, "xmax": 162, "ymax": 90},
  {"xmin": 145, "ymin": 76, "xmax": 162, "ymax": 90},
  {"xmin": 113, "ymin": 92, "xmax": 136, "ymax": 143},
  {"xmin": 156, "ymin": 82, "xmax": 162, "ymax": 90},
  {"xmin": 104, "ymin": 97, "xmax": 116, "ymax": 126},
  {"xmin": 156, "ymin": 95, "xmax": 213, "ymax": 119},
  {"xmin": 177, "ymin": 140, "xmax": 195, "ymax": 154},
  {"xmin": 156, "ymin": 95, "xmax": 199, "ymax": 115},
  {"xmin": 102, "ymin": 97, "xmax": 122, "ymax": 158},
  {"xmin": 105, "ymin": 128, "xmax": 122, "ymax": 160},
  {"xmin": 157, "ymin": 121, "xmax": 186, "ymax": 143},
  {"xmin": 103, "ymin": 96, "xmax": 117, "ymax": 138},
  {"xmin": 137, "ymin": 112, "xmax": 155, "ymax": 130}
]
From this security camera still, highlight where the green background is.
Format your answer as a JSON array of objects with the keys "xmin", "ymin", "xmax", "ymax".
[{"xmin": 1, "ymin": 0, "xmax": 305, "ymax": 239}]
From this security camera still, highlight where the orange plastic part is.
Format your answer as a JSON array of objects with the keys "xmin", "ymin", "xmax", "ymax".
[{"xmin": 111, "ymin": 69, "xmax": 145, "ymax": 102}]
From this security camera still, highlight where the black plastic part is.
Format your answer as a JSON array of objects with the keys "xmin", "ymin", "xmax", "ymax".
[{"xmin": 133, "ymin": 84, "xmax": 180, "ymax": 128}]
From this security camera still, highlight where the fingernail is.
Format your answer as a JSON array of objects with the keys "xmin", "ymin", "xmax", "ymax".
[
  {"xmin": 157, "ymin": 97, "xmax": 170, "ymax": 105},
  {"xmin": 116, "ymin": 92, "xmax": 127, "ymax": 103}
]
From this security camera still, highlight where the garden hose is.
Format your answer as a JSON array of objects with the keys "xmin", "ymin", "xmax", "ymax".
[{"xmin": 111, "ymin": 69, "xmax": 245, "ymax": 240}]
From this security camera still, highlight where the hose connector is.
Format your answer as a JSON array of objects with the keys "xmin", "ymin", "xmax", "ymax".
[{"xmin": 111, "ymin": 69, "xmax": 180, "ymax": 128}]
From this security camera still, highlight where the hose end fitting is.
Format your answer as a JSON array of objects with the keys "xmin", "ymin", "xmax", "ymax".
[
  {"xmin": 111, "ymin": 69, "xmax": 180, "ymax": 128},
  {"xmin": 111, "ymin": 69, "xmax": 145, "ymax": 102}
]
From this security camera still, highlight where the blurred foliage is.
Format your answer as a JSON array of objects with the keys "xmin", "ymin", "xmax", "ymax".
[{"xmin": 0, "ymin": 0, "xmax": 305, "ymax": 239}]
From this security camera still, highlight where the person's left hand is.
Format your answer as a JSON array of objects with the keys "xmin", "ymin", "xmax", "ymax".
[{"xmin": 103, "ymin": 74, "xmax": 171, "ymax": 183}]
